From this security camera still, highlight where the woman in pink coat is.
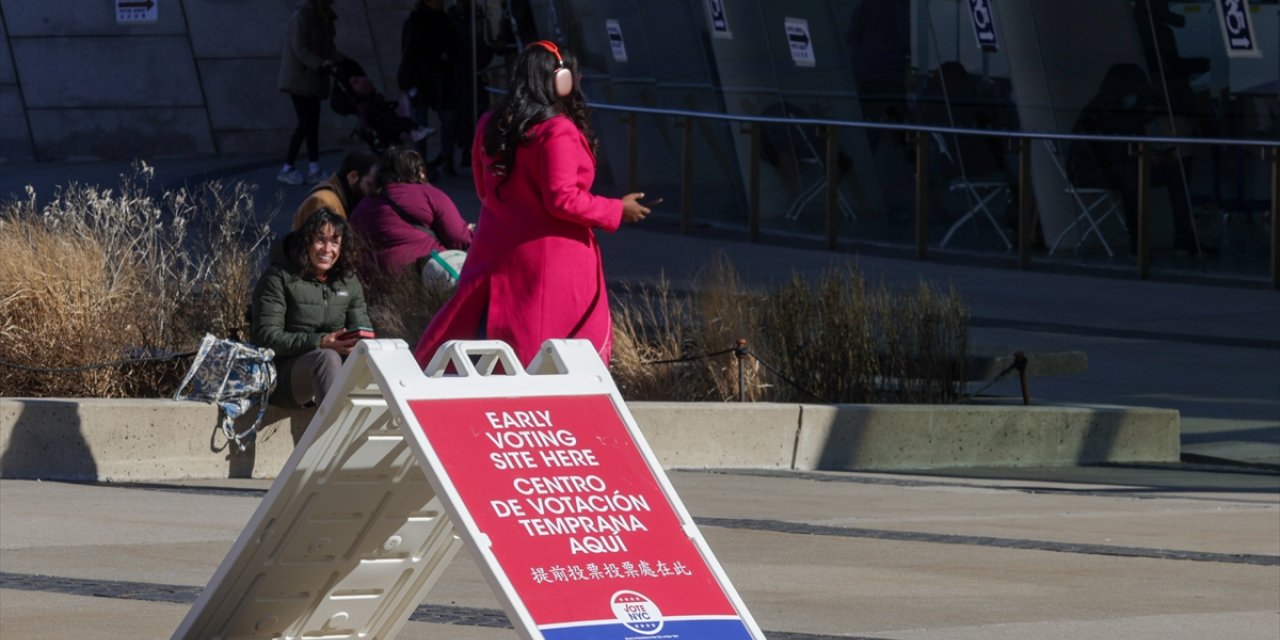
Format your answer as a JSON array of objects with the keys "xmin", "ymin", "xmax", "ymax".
[{"xmin": 413, "ymin": 41, "xmax": 652, "ymax": 368}]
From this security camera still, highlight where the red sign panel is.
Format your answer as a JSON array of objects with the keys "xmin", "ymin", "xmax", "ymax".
[{"xmin": 408, "ymin": 394, "xmax": 752, "ymax": 639}]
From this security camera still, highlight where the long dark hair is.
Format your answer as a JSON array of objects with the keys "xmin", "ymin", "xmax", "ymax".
[
  {"xmin": 375, "ymin": 146, "xmax": 428, "ymax": 191},
  {"xmin": 285, "ymin": 208, "xmax": 356, "ymax": 281},
  {"xmin": 482, "ymin": 42, "xmax": 595, "ymax": 193}
]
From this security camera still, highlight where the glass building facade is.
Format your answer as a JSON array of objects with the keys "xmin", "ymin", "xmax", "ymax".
[{"xmin": 489, "ymin": 1, "xmax": 1278, "ymax": 281}]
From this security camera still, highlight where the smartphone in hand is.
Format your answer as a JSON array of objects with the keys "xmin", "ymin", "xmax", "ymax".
[{"xmin": 339, "ymin": 327, "xmax": 376, "ymax": 341}]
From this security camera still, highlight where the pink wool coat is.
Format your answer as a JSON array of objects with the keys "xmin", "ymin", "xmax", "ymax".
[{"xmin": 413, "ymin": 113, "xmax": 623, "ymax": 368}]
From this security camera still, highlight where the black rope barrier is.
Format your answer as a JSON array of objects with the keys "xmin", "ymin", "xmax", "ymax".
[
  {"xmin": 640, "ymin": 342, "xmax": 828, "ymax": 403},
  {"xmin": 641, "ymin": 347, "xmax": 737, "ymax": 366},
  {"xmin": 643, "ymin": 339, "xmax": 1032, "ymax": 406},
  {"xmin": 743, "ymin": 348, "xmax": 829, "ymax": 403},
  {"xmin": 960, "ymin": 351, "xmax": 1029, "ymax": 403},
  {"xmin": 8, "ymin": 339, "xmax": 1030, "ymax": 406},
  {"xmin": 962, "ymin": 361, "xmax": 1017, "ymax": 398},
  {"xmin": 0, "ymin": 351, "xmax": 197, "ymax": 375}
]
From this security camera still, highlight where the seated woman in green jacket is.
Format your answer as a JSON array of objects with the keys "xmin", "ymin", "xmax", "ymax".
[{"xmin": 251, "ymin": 208, "xmax": 372, "ymax": 407}]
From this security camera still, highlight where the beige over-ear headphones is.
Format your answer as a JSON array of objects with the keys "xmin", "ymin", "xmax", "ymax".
[{"xmin": 529, "ymin": 40, "xmax": 573, "ymax": 97}]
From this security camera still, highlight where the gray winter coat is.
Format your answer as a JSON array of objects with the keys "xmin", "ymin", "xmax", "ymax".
[{"xmin": 277, "ymin": 0, "xmax": 339, "ymax": 98}]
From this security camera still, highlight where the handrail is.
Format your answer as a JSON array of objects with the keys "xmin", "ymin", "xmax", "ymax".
[
  {"xmin": 482, "ymin": 87, "xmax": 1279, "ymax": 288},
  {"xmin": 589, "ymin": 97, "xmax": 1276, "ymax": 286},
  {"xmin": 485, "ymin": 86, "xmax": 1277, "ymax": 149},
  {"xmin": 582, "ymin": 100, "xmax": 1278, "ymax": 149}
]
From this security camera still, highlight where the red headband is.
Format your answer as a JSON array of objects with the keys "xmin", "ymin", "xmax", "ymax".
[{"xmin": 528, "ymin": 40, "xmax": 564, "ymax": 66}]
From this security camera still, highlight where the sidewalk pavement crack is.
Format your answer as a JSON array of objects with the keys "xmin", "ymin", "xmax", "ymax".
[{"xmin": 693, "ymin": 517, "xmax": 1280, "ymax": 566}]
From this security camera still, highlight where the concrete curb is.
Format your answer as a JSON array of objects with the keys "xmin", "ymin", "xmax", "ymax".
[
  {"xmin": 794, "ymin": 403, "xmax": 1180, "ymax": 470},
  {"xmin": 0, "ymin": 398, "xmax": 1180, "ymax": 481}
]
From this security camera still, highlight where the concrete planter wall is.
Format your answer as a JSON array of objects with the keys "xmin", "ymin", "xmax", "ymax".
[{"xmin": 0, "ymin": 398, "xmax": 1180, "ymax": 482}]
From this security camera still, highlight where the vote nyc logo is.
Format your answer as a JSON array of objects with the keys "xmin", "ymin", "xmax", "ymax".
[{"xmin": 610, "ymin": 590, "xmax": 664, "ymax": 635}]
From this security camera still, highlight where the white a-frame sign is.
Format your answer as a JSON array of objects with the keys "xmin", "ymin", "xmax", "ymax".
[{"xmin": 173, "ymin": 339, "xmax": 764, "ymax": 639}]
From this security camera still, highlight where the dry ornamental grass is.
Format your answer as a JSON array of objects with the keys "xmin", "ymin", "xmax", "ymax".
[
  {"xmin": 363, "ymin": 267, "xmax": 455, "ymax": 344},
  {"xmin": 0, "ymin": 163, "xmax": 275, "ymax": 398},
  {"xmin": 1, "ymin": 167, "xmax": 966, "ymax": 405},
  {"xmin": 610, "ymin": 254, "xmax": 970, "ymax": 404}
]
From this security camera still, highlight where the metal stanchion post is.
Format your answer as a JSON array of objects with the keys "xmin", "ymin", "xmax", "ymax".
[
  {"xmin": 469, "ymin": 3, "xmax": 477, "ymax": 129},
  {"xmin": 826, "ymin": 125, "xmax": 839, "ymax": 251},
  {"xmin": 915, "ymin": 132, "xmax": 929, "ymax": 259},
  {"xmin": 626, "ymin": 113, "xmax": 638, "ymax": 194},
  {"xmin": 1270, "ymin": 146, "xmax": 1279, "ymax": 290},
  {"xmin": 681, "ymin": 115, "xmax": 693, "ymax": 235},
  {"xmin": 748, "ymin": 123, "xmax": 761, "ymax": 243},
  {"xmin": 735, "ymin": 339, "xmax": 748, "ymax": 402},
  {"xmin": 1014, "ymin": 351, "xmax": 1029, "ymax": 406},
  {"xmin": 1136, "ymin": 142, "xmax": 1151, "ymax": 279},
  {"xmin": 1017, "ymin": 137, "xmax": 1033, "ymax": 269}
]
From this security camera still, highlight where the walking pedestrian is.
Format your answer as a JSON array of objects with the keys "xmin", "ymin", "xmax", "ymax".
[
  {"xmin": 412, "ymin": 41, "xmax": 653, "ymax": 369},
  {"xmin": 398, "ymin": 0, "xmax": 460, "ymax": 175},
  {"xmin": 277, "ymin": 0, "xmax": 344, "ymax": 186}
]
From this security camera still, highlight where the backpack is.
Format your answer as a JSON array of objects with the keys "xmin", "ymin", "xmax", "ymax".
[
  {"xmin": 382, "ymin": 194, "xmax": 468, "ymax": 285},
  {"xmin": 174, "ymin": 334, "xmax": 277, "ymax": 451}
]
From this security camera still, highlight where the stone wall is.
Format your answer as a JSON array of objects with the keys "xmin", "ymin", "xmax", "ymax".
[
  {"xmin": 0, "ymin": 0, "xmax": 414, "ymax": 161},
  {"xmin": 0, "ymin": 398, "xmax": 1181, "ymax": 482}
]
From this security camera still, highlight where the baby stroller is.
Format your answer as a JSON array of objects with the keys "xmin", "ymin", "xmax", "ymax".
[{"xmin": 329, "ymin": 59, "xmax": 432, "ymax": 152}]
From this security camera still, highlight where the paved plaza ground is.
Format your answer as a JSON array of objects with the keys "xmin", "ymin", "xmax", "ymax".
[
  {"xmin": 1, "ymin": 465, "xmax": 1278, "ymax": 639},
  {"xmin": 1, "ymin": 152, "xmax": 1278, "ymax": 638}
]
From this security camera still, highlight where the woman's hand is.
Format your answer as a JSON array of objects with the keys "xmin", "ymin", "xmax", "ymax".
[
  {"xmin": 320, "ymin": 330, "xmax": 358, "ymax": 356},
  {"xmin": 621, "ymin": 193, "xmax": 653, "ymax": 224}
]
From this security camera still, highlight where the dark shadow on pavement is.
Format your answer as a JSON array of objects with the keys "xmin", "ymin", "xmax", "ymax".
[{"xmin": 1, "ymin": 400, "xmax": 97, "ymax": 481}]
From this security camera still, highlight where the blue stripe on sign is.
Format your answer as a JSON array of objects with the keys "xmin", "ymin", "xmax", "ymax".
[{"xmin": 540, "ymin": 617, "xmax": 753, "ymax": 640}]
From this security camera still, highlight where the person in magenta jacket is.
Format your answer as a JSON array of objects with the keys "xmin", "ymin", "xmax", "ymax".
[
  {"xmin": 349, "ymin": 147, "xmax": 472, "ymax": 279},
  {"xmin": 413, "ymin": 41, "xmax": 652, "ymax": 369}
]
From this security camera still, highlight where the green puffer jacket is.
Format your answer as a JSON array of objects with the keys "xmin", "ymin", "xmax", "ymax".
[{"xmin": 250, "ymin": 261, "xmax": 371, "ymax": 359}]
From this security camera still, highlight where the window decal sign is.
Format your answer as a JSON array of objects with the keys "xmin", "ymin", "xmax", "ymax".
[
  {"xmin": 967, "ymin": 0, "xmax": 999, "ymax": 52},
  {"xmin": 606, "ymin": 19, "xmax": 629, "ymax": 62},
  {"xmin": 708, "ymin": 0, "xmax": 733, "ymax": 39},
  {"xmin": 117, "ymin": 0, "xmax": 158, "ymax": 23},
  {"xmin": 1215, "ymin": 0, "xmax": 1261, "ymax": 57},
  {"xmin": 785, "ymin": 17, "xmax": 815, "ymax": 67}
]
